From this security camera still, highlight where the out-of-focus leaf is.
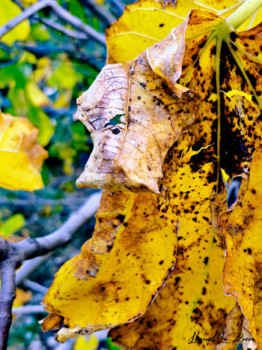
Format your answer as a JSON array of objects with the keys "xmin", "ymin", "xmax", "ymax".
[
  {"xmin": 34, "ymin": 57, "xmax": 52, "ymax": 83},
  {"xmin": 74, "ymin": 335, "xmax": 98, "ymax": 350},
  {"xmin": 0, "ymin": 112, "xmax": 48, "ymax": 191},
  {"xmin": 29, "ymin": 23, "xmax": 51, "ymax": 41},
  {"xmin": 220, "ymin": 148, "xmax": 262, "ymax": 347},
  {"xmin": 13, "ymin": 288, "xmax": 32, "ymax": 308},
  {"xmin": 26, "ymin": 81, "xmax": 50, "ymax": 108},
  {"xmin": 0, "ymin": 63, "xmax": 55, "ymax": 146},
  {"xmin": 20, "ymin": 0, "xmax": 38, "ymax": 7},
  {"xmin": 48, "ymin": 59, "xmax": 82, "ymax": 90},
  {"xmin": 43, "ymin": 190, "xmax": 177, "ymax": 341},
  {"xmin": 28, "ymin": 109, "xmax": 55, "ymax": 146},
  {"xmin": 49, "ymin": 142, "xmax": 76, "ymax": 175},
  {"xmin": 0, "ymin": 214, "xmax": 25, "ymax": 238},
  {"xmin": 0, "ymin": 0, "xmax": 30, "ymax": 44}
]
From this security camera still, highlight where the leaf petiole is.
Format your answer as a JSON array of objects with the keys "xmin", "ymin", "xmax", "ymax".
[{"xmin": 227, "ymin": 0, "xmax": 262, "ymax": 29}]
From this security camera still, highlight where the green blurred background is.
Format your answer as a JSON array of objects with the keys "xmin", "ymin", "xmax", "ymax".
[{"xmin": 0, "ymin": 0, "xmax": 133, "ymax": 348}]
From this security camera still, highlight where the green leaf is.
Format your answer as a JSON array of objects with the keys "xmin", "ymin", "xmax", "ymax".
[{"xmin": 0, "ymin": 214, "xmax": 25, "ymax": 238}]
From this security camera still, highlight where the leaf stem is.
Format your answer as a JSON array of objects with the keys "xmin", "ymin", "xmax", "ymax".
[
  {"xmin": 215, "ymin": 37, "xmax": 222, "ymax": 192},
  {"xmin": 227, "ymin": 0, "xmax": 262, "ymax": 29}
]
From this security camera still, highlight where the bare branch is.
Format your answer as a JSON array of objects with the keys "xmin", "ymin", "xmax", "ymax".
[
  {"xmin": 17, "ymin": 191, "xmax": 102, "ymax": 260},
  {"xmin": 108, "ymin": 0, "xmax": 124, "ymax": 16},
  {"xmin": 0, "ymin": 191, "xmax": 101, "ymax": 346},
  {"xmin": 23, "ymin": 279, "xmax": 48, "ymax": 294},
  {"xmin": 81, "ymin": 0, "xmax": 116, "ymax": 25},
  {"xmin": 0, "ymin": 0, "xmax": 106, "ymax": 46},
  {"xmin": 49, "ymin": 0, "xmax": 106, "ymax": 45},
  {"xmin": 39, "ymin": 19, "xmax": 89, "ymax": 40},
  {"xmin": 12, "ymin": 305, "xmax": 47, "ymax": 315},
  {"xmin": 0, "ymin": 0, "xmax": 53, "ymax": 37},
  {"xmin": 0, "ymin": 259, "xmax": 16, "ymax": 350},
  {"xmin": 10, "ymin": 0, "xmax": 90, "ymax": 40},
  {"xmin": 16, "ymin": 254, "xmax": 51, "ymax": 286}
]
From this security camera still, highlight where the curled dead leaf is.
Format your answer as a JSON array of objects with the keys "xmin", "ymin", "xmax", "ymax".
[{"xmin": 74, "ymin": 20, "xmax": 198, "ymax": 193}]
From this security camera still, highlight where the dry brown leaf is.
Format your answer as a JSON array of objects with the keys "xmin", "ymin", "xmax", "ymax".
[
  {"xmin": 215, "ymin": 303, "xmax": 244, "ymax": 350},
  {"xmin": 74, "ymin": 21, "xmax": 198, "ymax": 193}
]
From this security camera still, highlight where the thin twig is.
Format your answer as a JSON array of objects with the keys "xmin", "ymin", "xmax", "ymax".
[
  {"xmin": 39, "ymin": 19, "xmax": 89, "ymax": 40},
  {"xmin": 23, "ymin": 280, "xmax": 48, "ymax": 294},
  {"xmin": 12, "ymin": 305, "xmax": 47, "ymax": 315},
  {"xmin": 16, "ymin": 254, "xmax": 51, "ymax": 286},
  {"xmin": 0, "ymin": 0, "xmax": 106, "ymax": 46},
  {"xmin": 81, "ymin": 0, "xmax": 116, "ymax": 25},
  {"xmin": 107, "ymin": 0, "xmax": 124, "ymax": 16},
  {"xmin": 49, "ymin": 0, "xmax": 106, "ymax": 46},
  {"xmin": 10, "ymin": 0, "xmax": 89, "ymax": 40}
]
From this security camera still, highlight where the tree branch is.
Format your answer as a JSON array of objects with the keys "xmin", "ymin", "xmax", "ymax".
[
  {"xmin": 23, "ymin": 279, "xmax": 48, "ymax": 294},
  {"xmin": 16, "ymin": 254, "xmax": 51, "ymax": 286},
  {"xmin": 108, "ymin": 0, "xmax": 124, "ymax": 17},
  {"xmin": 0, "ymin": 191, "xmax": 101, "ymax": 348},
  {"xmin": 39, "ymin": 18, "xmax": 89, "ymax": 40},
  {"xmin": 0, "ymin": 0, "xmax": 106, "ymax": 46},
  {"xmin": 81, "ymin": 0, "xmax": 116, "ymax": 26},
  {"xmin": 12, "ymin": 305, "xmax": 46, "ymax": 315},
  {"xmin": 17, "ymin": 191, "xmax": 102, "ymax": 260},
  {"xmin": 0, "ymin": 258, "xmax": 17, "ymax": 349}
]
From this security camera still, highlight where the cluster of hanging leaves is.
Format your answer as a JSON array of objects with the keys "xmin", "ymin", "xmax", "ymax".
[{"xmin": 43, "ymin": 0, "xmax": 262, "ymax": 348}]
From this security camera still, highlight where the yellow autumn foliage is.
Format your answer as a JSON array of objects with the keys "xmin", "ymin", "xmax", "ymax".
[
  {"xmin": 0, "ymin": 112, "xmax": 47, "ymax": 191},
  {"xmin": 0, "ymin": 0, "xmax": 30, "ymax": 44},
  {"xmin": 43, "ymin": 0, "xmax": 262, "ymax": 348}
]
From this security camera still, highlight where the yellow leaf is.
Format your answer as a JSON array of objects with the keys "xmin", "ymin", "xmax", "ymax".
[
  {"xmin": 74, "ymin": 335, "xmax": 99, "ymax": 350},
  {"xmin": 26, "ymin": 81, "xmax": 50, "ymax": 108},
  {"xmin": 44, "ymin": 2, "xmax": 262, "ymax": 347},
  {"xmin": 0, "ymin": 112, "xmax": 48, "ymax": 191},
  {"xmin": 20, "ymin": 0, "xmax": 38, "ymax": 7},
  {"xmin": 43, "ymin": 190, "xmax": 177, "ymax": 340},
  {"xmin": 0, "ymin": 214, "xmax": 25, "ymax": 238},
  {"xmin": 13, "ymin": 288, "xmax": 32, "ymax": 308},
  {"xmin": 220, "ymin": 147, "xmax": 262, "ymax": 347},
  {"xmin": 34, "ymin": 57, "xmax": 52, "ymax": 83},
  {"xmin": 106, "ymin": 0, "xmax": 261, "ymax": 64},
  {"xmin": 109, "ymin": 142, "xmax": 235, "ymax": 349},
  {"xmin": 0, "ymin": 0, "xmax": 30, "ymax": 44}
]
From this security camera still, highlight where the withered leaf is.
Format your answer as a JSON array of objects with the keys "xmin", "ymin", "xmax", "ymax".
[
  {"xmin": 74, "ymin": 21, "xmax": 198, "ymax": 193},
  {"xmin": 215, "ymin": 303, "xmax": 244, "ymax": 350}
]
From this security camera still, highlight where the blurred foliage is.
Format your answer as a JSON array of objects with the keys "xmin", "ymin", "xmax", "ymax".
[{"xmin": 0, "ymin": 0, "xmax": 133, "ymax": 348}]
